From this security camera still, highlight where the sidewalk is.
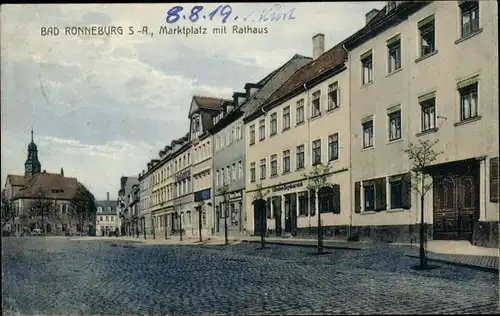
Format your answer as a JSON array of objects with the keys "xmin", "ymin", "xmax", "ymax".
[
  {"xmin": 70, "ymin": 235, "xmax": 242, "ymax": 246},
  {"xmin": 243, "ymin": 236, "xmax": 499, "ymax": 272}
]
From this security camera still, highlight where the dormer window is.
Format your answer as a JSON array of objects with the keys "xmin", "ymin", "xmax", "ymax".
[
  {"xmin": 387, "ymin": 1, "xmax": 396, "ymax": 12},
  {"xmin": 192, "ymin": 116, "xmax": 201, "ymax": 134}
]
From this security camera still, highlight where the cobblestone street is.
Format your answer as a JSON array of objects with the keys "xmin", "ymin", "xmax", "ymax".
[{"xmin": 2, "ymin": 237, "xmax": 498, "ymax": 315}]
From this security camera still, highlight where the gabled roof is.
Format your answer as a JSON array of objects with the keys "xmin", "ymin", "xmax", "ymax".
[
  {"xmin": 193, "ymin": 95, "xmax": 231, "ymax": 110},
  {"xmin": 262, "ymin": 45, "xmax": 347, "ymax": 109},
  {"xmin": 12, "ymin": 172, "xmax": 83, "ymax": 200},
  {"xmin": 7, "ymin": 175, "xmax": 26, "ymax": 186},
  {"xmin": 95, "ymin": 200, "xmax": 118, "ymax": 214},
  {"xmin": 241, "ymin": 54, "xmax": 312, "ymax": 121}
]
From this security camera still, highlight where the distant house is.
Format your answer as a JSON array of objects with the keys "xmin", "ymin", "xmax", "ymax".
[{"xmin": 95, "ymin": 192, "xmax": 119, "ymax": 236}]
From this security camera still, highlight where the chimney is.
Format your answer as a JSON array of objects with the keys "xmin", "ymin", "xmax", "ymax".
[
  {"xmin": 60, "ymin": 167, "xmax": 64, "ymax": 177},
  {"xmin": 312, "ymin": 33, "xmax": 325, "ymax": 60},
  {"xmin": 366, "ymin": 9, "xmax": 380, "ymax": 25},
  {"xmin": 107, "ymin": 192, "xmax": 110, "ymax": 201}
]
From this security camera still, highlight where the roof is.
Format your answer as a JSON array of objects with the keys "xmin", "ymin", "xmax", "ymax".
[
  {"xmin": 241, "ymin": 54, "xmax": 312, "ymax": 121},
  {"xmin": 12, "ymin": 172, "xmax": 84, "ymax": 200},
  {"xmin": 344, "ymin": 2, "xmax": 429, "ymax": 50},
  {"xmin": 262, "ymin": 46, "xmax": 347, "ymax": 109},
  {"xmin": 7, "ymin": 175, "xmax": 26, "ymax": 186},
  {"xmin": 193, "ymin": 96, "xmax": 231, "ymax": 110},
  {"xmin": 95, "ymin": 199, "xmax": 118, "ymax": 214}
]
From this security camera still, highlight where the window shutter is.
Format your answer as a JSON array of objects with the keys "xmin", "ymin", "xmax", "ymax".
[
  {"xmin": 490, "ymin": 157, "xmax": 499, "ymax": 203},
  {"xmin": 333, "ymin": 184, "xmax": 341, "ymax": 214},
  {"xmin": 337, "ymin": 87, "xmax": 341, "ymax": 106},
  {"xmin": 266, "ymin": 198, "xmax": 272, "ymax": 218},
  {"xmin": 402, "ymin": 173, "xmax": 412, "ymax": 209},
  {"xmin": 354, "ymin": 182, "xmax": 361, "ymax": 213},
  {"xmin": 375, "ymin": 178, "xmax": 387, "ymax": 211}
]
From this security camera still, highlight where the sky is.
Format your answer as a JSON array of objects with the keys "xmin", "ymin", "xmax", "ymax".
[{"xmin": 1, "ymin": 2, "xmax": 385, "ymax": 200}]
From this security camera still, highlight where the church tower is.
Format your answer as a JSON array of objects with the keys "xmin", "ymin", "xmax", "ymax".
[{"xmin": 25, "ymin": 128, "xmax": 42, "ymax": 177}]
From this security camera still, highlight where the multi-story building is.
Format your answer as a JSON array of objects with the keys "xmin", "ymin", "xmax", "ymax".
[
  {"xmin": 95, "ymin": 192, "xmax": 119, "ymax": 236},
  {"xmin": 169, "ymin": 133, "xmax": 194, "ymax": 237},
  {"xmin": 128, "ymin": 184, "xmax": 140, "ymax": 235},
  {"xmin": 243, "ymin": 36, "xmax": 351, "ymax": 238},
  {"xmin": 138, "ymin": 165, "xmax": 153, "ymax": 237},
  {"xmin": 213, "ymin": 53, "xmax": 311, "ymax": 238},
  {"xmin": 117, "ymin": 176, "xmax": 139, "ymax": 236},
  {"xmin": 149, "ymin": 142, "xmax": 175, "ymax": 238},
  {"xmin": 189, "ymin": 96, "xmax": 229, "ymax": 238},
  {"xmin": 344, "ymin": 0, "xmax": 498, "ymax": 245},
  {"xmin": 3, "ymin": 130, "xmax": 95, "ymax": 236}
]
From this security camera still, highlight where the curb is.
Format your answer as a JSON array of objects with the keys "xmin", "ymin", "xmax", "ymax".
[
  {"xmin": 242, "ymin": 239, "xmax": 364, "ymax": 251},
  {"xmin": 406, "ymin": 255, "xmax": 499, "ymax": 274}
]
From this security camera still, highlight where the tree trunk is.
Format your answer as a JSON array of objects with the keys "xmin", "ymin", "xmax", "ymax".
[
  {"xmin": 260, "ymin": 204, "xmax": 265, "ymax": 249},
  {"xmin": 198, "ymin": 208, "xmax": 203, "ymax": 242},
  {"xmin": 419, "ymin": 194, "xmax": 427, "ymax": 268},
  {"xmin": 224, "ymin": 206, "xmax": 229, "ymax": 245}
]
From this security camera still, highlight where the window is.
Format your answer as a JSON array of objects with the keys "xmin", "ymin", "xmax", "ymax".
[
  {"xmin": 100, "ymin": 216, "xmax": 103, "ymax": 221},
  {"xmin": 390, "ymin": 178, "xmax": 403, "ymax": 209},
  {"xmin": 283, "ymin": 150, "xmax": 291, "ymax": 173},
  {"xmin": 106, "ymin": 216, "xmax": 109, "ymax": 221},
  {"xmin": 260, "ymin": 159, "xmax": 266, "ymax": 180},
  {"xmin": 236, "ymin": 124, "xmax": 241, "ymax": 140},
  {"xmin": 232, "ymin": 163, "xmax": 236, "ymax": 181},
  {"xmin": 361, "ymin": 53, "xmax": 373, "ymax": 84},
  {"xmin": 270, "ymin": 154, "xmax": 278, "ymax": 176},
  {"xmin": 298, "ymin": 191, "xmax": 309, "ymax": 216},
  {"xmin": 61, "ymin": 204, "xmax": 67, "ymax": 213},
  {"xmin": 328, "ymin": 133, "xmax": 339, "ymax": 161},
  {"xmin": 216, "ymin": 170, "xmax": 219, "ymax": 186},
  {"xmin": 459, "ymin": 82, "xmax": 478, "ymax": 121},
  {"xmin": 387, "ymin": 37, "xmax": 401, "ymax": 73},
  {"xmin": 312, "ymin": 139, "xmax": 321, "ymax": 165},
  {"xmin": 328, "ymin": 82, "xmax": 339, "ymax": 110},
  {"xmin": 296, "ymin": 145, "xmax": 305, "ymax": 169},
  {"xmin": 282, "ymin": 106, "xmax": 290, "ymax": 130},
  {"xmin": 362, "ymin": 120, "xmax": 374, "ymax": 148},
  {"xmin": 250, "ymin": 162, "xmax": 256, "ymax": 182},
  {"xmin": 259, "ymin": 119, "xmax": 265, "ymax": 141},
  {"xmin": 270, "ymin": 113, "xmax": 277, "ymax": 136},
  {"xmin": 419, "ymin": 17, "xmax": 435, "ymax": 57},
  {"xmin": 388, "ymin": 110, "xmax": 402, "ymax": 141},
  {"xmin": 226, "ymin": 166, "xmax": 230, "ymax": 184},
  {"xmin": 420, "ymin": 97, "xmax": 436, "ymax": 131},
  {"xmin": 249, "ymin": 125, "xmax": 255, "ymax": 145},
  {"xmin": 296, "ymin": 99, "xmax": 305, "ymax": 124},
  {"xmin": 364, "ymin": 185, "xmax": 375, "ymax": 211},
  {"xmin": 312, "ymin": 91, "xmax": 321, "ymax": 117},
  {"xmin": 460, "ymin": 1, "xmax": 479, "ymax": 37},
  {"xmin": 238, "ymin": 161, "xmax": 243, "ymax": 179},
  {"xmin": 363, "ymin": 178, "xmax": 387, "ymax": 212}
]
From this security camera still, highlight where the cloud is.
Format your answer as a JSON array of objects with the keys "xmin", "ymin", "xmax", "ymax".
[{"xmin": 1, "ymin": 2, "xmax": 385, "ymax": 200}]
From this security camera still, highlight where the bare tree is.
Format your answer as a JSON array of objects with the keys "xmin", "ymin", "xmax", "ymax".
[
  {"xmin": 172, "ymin": 199, "xmax": 183, "ymax": 241},
  {"xmin": 303, "ymin": 163, "xmax": 332, "ymax": 254},
  {"xmin": 29, "ymin": 187, "xmax": 54, "ymax": 235},
  {"xmin": 195, "ymin": 200, "xmax": 206, "ymax": 242},
  {"xmin": 217, "ymin": 183, "xmax": 231, "ymax": 245},
  {"xmin": 402, "ymin": 138, "xmax": 442, "ymax": 269},
  {"xmin": 1, "ymin": 192, "xmax": 15, "ymax": 235},
  {"xmin": 70, "ymin": 184, "xmax": 97, "ymax": 236},
  {"xmin": 252, "ymin": 183, "xmax": 270, "ymax": 249}
]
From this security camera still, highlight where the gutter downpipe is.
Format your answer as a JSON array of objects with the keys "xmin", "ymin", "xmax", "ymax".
[
  {"xmin": 303, "ymin": 83, "xmax": 311, "ymax": 231},
  {"xmin": 342, "ymin": 43, "xmax": 353, "ymax": 239}
]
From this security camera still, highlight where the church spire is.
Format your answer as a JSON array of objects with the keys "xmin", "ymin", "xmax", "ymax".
[{"xmin": 25, "ymin": 128, "xmax": 41, "ymax": 177}]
